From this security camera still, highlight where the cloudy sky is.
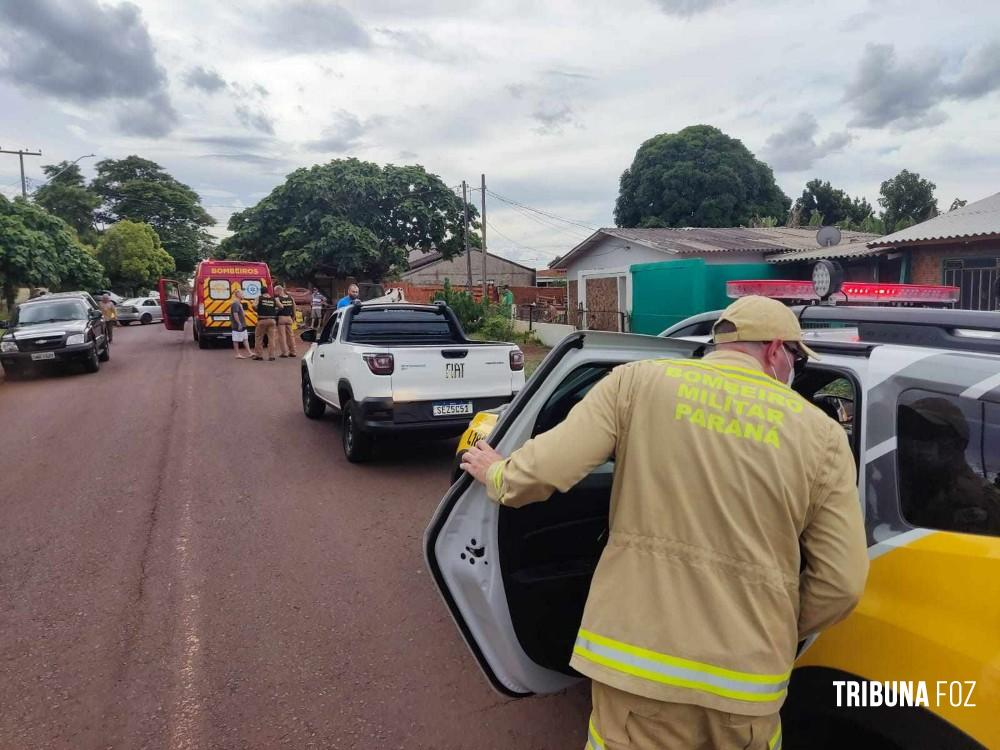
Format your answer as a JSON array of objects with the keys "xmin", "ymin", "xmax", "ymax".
[{"xmin": 2, "ymin": 0, "xmax": 999, "ymax": 268}]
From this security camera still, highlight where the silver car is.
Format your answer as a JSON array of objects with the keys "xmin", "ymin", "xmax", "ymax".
[{"xmin": 116, "ymin": 297, "xmax": 163, "ymax": 325}]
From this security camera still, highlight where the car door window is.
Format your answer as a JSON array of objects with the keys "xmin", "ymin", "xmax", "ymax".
[
  {"xmin": 533, "ymin": 364, "xmax": 616, "ymax": 436},
  {"xmin": 897, "ymin": 390, "xmax": 1000, "ymax": 537},
  {"xmin": 319, "ymin": 314, "xmax": 340, "ymax": 344}
]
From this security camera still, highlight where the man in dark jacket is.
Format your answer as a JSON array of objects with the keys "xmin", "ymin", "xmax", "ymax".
[
  {"xmin": 274, "ymin": 284, "xmax": 298, "ymax": 358},
  {"xmin": 252, "ymin": 285, "xmax": 278, "ymax": 361}
]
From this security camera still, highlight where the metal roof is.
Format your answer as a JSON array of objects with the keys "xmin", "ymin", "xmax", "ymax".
[
  {"xmin": 870, "ymin": 191, "xmax": 1000, "ymax": 246},
  {"xmin": 551, "ymin": 227, "xmax": 881, "ymax": 268},
  {"xmin": 404, "ymin": 247, "xmax": 536, "ymax": 274},
  {"xmin": 766, "ymin": 240, "xmax": 885, "ymax": 264}
]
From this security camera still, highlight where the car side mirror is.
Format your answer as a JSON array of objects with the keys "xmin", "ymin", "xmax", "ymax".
[
  {"xmin": 89, "ymin": 309, "xmax": 103, "ymax": 320},
  {"xmin": 300, "ymin": 328, "xmax": 317, "ymax": 343}
]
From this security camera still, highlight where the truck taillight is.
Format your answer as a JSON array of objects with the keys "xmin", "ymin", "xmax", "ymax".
[
  {"xmin": 509, "ymin": 349, "xmax": 524, "ymax": 371},
  {"xmin": 363, "ymin": 353, "xmax": 394, "ymax": 375},
  {"xmin": 198, "ymin": 303, "xmax": 205, "ymax": 315}
]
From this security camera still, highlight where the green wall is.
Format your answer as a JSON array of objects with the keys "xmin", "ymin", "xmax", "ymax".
[{"xmin": 629, "ymin": 259, "xmax": 779, "ymax": 335}]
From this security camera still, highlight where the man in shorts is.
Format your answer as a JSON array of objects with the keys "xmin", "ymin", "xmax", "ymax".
[{"xmin": 230, "ymin": 289, "xmax": 253, "ymax": 359}]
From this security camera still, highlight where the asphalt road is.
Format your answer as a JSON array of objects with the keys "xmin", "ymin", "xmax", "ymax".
[{"xmin": 0, "ymin": 323, "xmax": 588, "ymax": 749}]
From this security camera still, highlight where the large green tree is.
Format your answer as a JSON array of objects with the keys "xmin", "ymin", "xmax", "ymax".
[
  {"xmin": 0, "ymin": 196, "xmax": 106, "ymax": 309},
  {"xmin": 879, "ymin": 169, "xmax": 938, "ymax": 234},
  {"xmin": 220, "ymin": 158, "xmax": 476, "ymax": 281},
  {"xmin": 792, "ymin": 179, "xmax": 874, "ymax": 228},
  {"xmin": 95, "ymin": 220, "xmax": 175, "ymax": 292},
  {"xmin": 614, "ymin": 125, "xmax": 790, "ymax": 228},
  {"xmin": 33, "ymin": 162, "xmax": 101, "ymax": 244},
  {"xmin": 91, "ymin": 155, "xmax": 214, "ymax": 273}
]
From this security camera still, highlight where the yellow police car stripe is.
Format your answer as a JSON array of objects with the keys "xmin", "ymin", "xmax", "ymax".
[
  {"xmin": 586, "ymin": 716, "xmax": 604, "ymax": 749},
  {"xmin": 796, "ymin": 530, "xmax": 1000, "ymax": 747},
  {"xmin": 574, "ymin": 629, "xmax": 789, "ymax": 703}
]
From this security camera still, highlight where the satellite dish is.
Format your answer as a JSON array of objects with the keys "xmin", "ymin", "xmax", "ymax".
[{"xmin": 816, "ymin": 226, "xmax": 842, "ymax": 247}]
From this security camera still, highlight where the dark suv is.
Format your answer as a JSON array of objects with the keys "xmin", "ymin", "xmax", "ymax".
[{"xmin": 0, "ymin": 292, "xmax": 111, "ymax": 378}]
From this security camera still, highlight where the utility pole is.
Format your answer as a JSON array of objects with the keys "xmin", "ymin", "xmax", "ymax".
[
  {"xmin": 480, "ymin": 174, "xmax": 487, "ymax": 299},
  {"xmin": 1, "ymin": 147, "xmax": 42, "ymax": 198},
  {"xmin": 462, "ymin": 180, "xmax": 472, "ymax": 291}
]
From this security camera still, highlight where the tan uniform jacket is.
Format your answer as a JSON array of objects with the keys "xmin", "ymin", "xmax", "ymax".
[{"xmin": 487, "ymin": 350, "xmax": 868, "ymax": 716}]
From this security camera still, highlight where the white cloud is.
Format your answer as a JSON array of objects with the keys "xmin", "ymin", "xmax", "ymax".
[{"xmin": 3, "ymin": 0, "xmax": 1000, "ymax": 267}]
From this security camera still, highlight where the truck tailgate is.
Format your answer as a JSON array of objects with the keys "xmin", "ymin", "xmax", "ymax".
[{"xmin": 390, "ymin": 345, "xmax": 515, "ymax": 402}]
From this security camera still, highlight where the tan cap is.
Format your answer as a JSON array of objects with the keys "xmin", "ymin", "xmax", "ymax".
[{"xmin": 712, "ymin": 295, "xmax": 819, "ymax": 359}]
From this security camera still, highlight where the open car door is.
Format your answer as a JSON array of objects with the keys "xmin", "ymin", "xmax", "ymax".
[
  {"xmin": 158, "ymin": 278, "xmax": 190, "ymax": 331},
  {"xmin": 424, "ymin": 331, "xmax": 705, "ymax": 696}
]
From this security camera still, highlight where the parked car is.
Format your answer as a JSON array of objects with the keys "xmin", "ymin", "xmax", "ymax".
[
  {"xmin": 91, "ymin": 290, "xmax": 126, "ymax": 305},
  {"xmin": 0, "ymin": 292, "xmax": 111, "ymax": 377},
  {"xmin": 299, "ymin": 301, "xmax": 525, "ymax": 462},
  {"xmin": 427, "ymin": 303, "xmax": 1000, "ymax": 750},
  {"xmin": 117, "ymin": 297, "xmax": 164, "ymax": 325}
]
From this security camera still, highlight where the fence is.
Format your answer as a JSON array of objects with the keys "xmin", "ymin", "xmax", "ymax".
[{"xmin": 578, "ymin": 307, "xmax": 630, "ymax": 333}]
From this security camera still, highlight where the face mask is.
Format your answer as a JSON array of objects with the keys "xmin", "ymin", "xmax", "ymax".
[{"xmin": 770, "ymin": 347, "xmax": 795, "ymax": 387}]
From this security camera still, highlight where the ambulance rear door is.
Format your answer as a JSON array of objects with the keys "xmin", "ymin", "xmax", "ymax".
[
  {"xmin": 424, "ymin": 331, "xmax": 704, "ymax": 696},
  {"xmin": 158, "ymin": 278, "xmax": 190, "ymax": 331}
]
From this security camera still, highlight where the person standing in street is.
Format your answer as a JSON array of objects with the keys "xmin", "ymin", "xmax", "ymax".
[
  {"xmin": 230, "ymin": 289, "xmax": 253, "ymax": 359},
  {"xmin": 99, "ymin": 294, "xmax": 117, "ymax": 344},
  {"xmin": 310, "ymin": 288, "xmax": 327, "ymax": 328},
  {"xmin": 337, "ymin": 283, "xmax": 360, "ymax": 309},
  {"xmin": 252, "ymin": 284, "xmax": 278, "ymax": 361},
  {"xmin": 461, "ymin": 296, "xmax": 869, "ymax": 750},
  {"xmin": 274, "ymin": 284, "xmax": 298, "ymax": 359}
]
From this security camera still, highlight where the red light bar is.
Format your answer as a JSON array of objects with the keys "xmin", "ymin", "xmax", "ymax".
[
  {"xmin": 726, "ymin": 280, "xmax": 960, "ymax": 304},
  {"xmin": 727, "ymin": 280, "xmax": 815, "ymax": 299}
]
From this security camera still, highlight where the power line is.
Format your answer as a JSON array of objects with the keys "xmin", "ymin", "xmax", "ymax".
[
  {"xmin": 0, "ymin": 147, "xmax": 42, "ymax": 198},
  {"xmin": 485, "ymin": 218, "xmax": 562, "ymax": 258},
  {"xmin": 498, "ymin": 199, "xmax": 592, "ymax": 240},
  {"xmin": 486, "ymin": 189, "xmax": 598, "ymax": 232}
]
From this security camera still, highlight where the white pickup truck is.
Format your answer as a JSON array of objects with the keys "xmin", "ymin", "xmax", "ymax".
[{"xmin": 299, "ymin": 301, "xmax": 526, "ymax": 461}]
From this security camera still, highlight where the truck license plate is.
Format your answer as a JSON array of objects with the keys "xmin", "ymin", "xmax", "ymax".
[
  {"xmin": 433, "ymin": 401, "xmax": 473, "ymax": 417},
  {"xmin": 31, "ymin": 351, "xmax": 56, "ymax": 361}
]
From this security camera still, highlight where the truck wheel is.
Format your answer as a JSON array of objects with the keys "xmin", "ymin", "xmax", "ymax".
[
  {"xmin": 301, "ymin": 371, "xmax": 326, "ymax": 419},
  {"xmin": 342, "ymin": 399, "xmax": 373, "ymax": 462},
  {"xmin": 141, "ymin": 313, "xmax": 152, "ymax": 324},
  {"xmin": 2, "ymin": 364, "xmax": 23, "ymax": 381},
  {"xmin": 83, "ymin": 345, "xmax": 100, "ymax": 373},
  {"xmin": 198, "ymin": 326, "xmax": 210, "ymax": 349},
  {"xmin": 192, "ymin": 323, "xmax": 199, "ymax": 341}
]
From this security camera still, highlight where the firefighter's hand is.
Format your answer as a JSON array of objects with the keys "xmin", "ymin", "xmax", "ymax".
[{"xmin": 461, "ymin": 442, "xmax": 505, "ymax": 484}]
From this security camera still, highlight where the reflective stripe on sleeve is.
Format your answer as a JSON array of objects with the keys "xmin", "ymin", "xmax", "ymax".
[
  {"xmin": 573, "ymin": 629, "xmax": 789, "ymax": 703},
  {"xmin": 486, "ymin": 460, "xmax": 505, "ymax": 499},
  {"xmin": 587, "ymin": 716, "xmax": 605, "ymax": 750}
]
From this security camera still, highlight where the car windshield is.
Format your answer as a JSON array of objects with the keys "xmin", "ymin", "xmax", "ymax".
[{"xmin": 16, "ymin": 300, "xmax": 89, "ymax": 325}]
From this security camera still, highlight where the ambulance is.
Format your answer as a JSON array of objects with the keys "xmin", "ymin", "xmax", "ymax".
[{"xmin": 159, "ymin": 261, "xmax": 273, "ymax": 348}]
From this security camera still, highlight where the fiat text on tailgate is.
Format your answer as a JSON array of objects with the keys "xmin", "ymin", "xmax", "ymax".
[{"xmin": 299, "ymin": 301, "xmax": 525, "ymax": 462}]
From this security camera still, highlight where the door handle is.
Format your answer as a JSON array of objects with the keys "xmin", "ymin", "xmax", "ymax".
[{"xmin": 320, "ymin": 353, "xmax": 325, "ymax": 357}]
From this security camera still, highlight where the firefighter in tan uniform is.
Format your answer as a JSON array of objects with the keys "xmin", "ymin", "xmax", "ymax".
[{"xmin": 462, "ymin": 296, "xmax": 869, "ymax": 750}]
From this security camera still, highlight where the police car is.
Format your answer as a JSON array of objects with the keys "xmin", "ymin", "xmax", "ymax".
[{"xmin": 427, "ymin": 267, "xmax": 999, "ymax": 749}]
